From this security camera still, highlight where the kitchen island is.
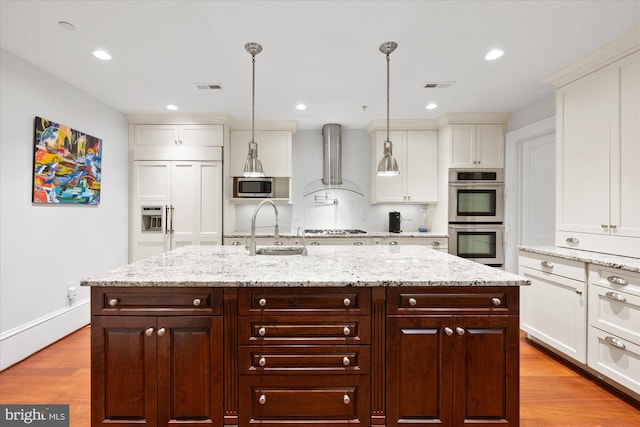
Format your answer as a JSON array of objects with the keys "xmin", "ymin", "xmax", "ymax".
[{"xmin": 83, "ymin": 245, "xmax": 529, "ymax": 427}]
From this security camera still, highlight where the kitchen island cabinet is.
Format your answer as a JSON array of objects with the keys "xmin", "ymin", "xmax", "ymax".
[{"xmin": 83, "ymin": 246, "xmax": 527, "ymax": 427}]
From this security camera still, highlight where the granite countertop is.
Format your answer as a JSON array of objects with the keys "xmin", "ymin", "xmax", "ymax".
[
  {"xmin": 82, "ymin": 245, "xmax": 527, "ymax": 288},
  {"xmin": 225, "ymin": 231, "xmax": 449, "ymax": 238},
  {"xmin": 518, "ymin": 246, "xmax": 640, "ymax": 273}
]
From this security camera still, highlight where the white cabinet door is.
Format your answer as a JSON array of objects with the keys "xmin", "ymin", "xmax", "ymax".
[
  {"xmin": 373, "ymin": 130, "xmax": 405, "ymax": 203},
  {"xmin": 476, "ymin": 124, "xmax": 504, "ymax": 168},
  {"xmin": 405, "ymin": 131, "xmax": 438, "ymax": 203},
  {"xmin": 229, "ymin": 130, "xmax": 292, "ymax": 177},
  {"xmin": 134, "ymin": 124, "xmax": 223, "ymax": 147},
  {"xmin": 449, "ymin": 125, "xmax": 475, "ymax": 168},
  {"xmin": 134, "ymin": 161, "xmax": 171, "ymax": 201}
]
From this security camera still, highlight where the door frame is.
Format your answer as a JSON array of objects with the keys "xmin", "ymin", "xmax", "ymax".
[{"xmin": 505, "ymin": 116, "xmax": 555, "ymax": 273}]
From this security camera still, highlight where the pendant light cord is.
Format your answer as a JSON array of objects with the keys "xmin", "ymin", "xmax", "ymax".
[
  {"xmin": 386, "ymin": 52, "xmax": 390, "ymax": 143},
  {"xmin": 251, "ymin": 54, "xmax": 256, "ymax": 144}
]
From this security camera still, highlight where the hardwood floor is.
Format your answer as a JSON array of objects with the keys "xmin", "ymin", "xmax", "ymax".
[{"xmin": 0, "ymin": 326, "xmax": 638, "ymax": 426}]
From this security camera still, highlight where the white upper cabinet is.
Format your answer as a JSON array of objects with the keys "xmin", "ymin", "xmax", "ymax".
[
  {"xmin": 554, "ymin": 49, "xmax": 639, "ymax": 257},
  {"xmin": 134, "ymin": 124, "xmax": 223, "ymax": 147},
  {"xmin": 449, "ymin": 123, "xmax": 504, "ymax": 168},
  {"xmin": 371, "ymin": 130, "xmax": 438, "ymax": 203},
  {"xmin": 229, "ymin": 130, "xmax": 292, "ymax": 177}
]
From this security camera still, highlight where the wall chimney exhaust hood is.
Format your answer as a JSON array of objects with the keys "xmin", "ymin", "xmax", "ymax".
[{"xmin": 303, "ymin": 123, "xmax": 364, "ymax": 197}]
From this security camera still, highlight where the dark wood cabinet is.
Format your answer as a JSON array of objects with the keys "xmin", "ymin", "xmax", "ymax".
[
  {"xmin": 386, "ymin": 287, "xmax": 520, "ymax": 427},
  {"xmin": 91, "ymin": 288, "xmax": 223, "ymax": 427}
]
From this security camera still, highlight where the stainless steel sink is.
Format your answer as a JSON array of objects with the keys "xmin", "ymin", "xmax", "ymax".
[{"xmin": 255, "ymin": 246, "xmax": 308, "ymax": 256}]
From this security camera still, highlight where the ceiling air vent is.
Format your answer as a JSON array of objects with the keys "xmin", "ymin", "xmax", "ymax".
[
  {"xmin": 194, "ymin": 83, "xmax": 223, "ymax": 90},
  {"xmin": 424, "ymin": 81, "xmax": 455, "ymax": 89}
]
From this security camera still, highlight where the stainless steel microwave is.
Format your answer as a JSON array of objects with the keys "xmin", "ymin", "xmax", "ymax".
[{"xmin": 234, "ymin": 177, "xmax": 274, "ymax": 198}]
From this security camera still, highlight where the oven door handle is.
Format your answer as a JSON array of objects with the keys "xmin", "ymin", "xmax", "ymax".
[
  {"xmin": 448, "ymin": 224, "xmax": 504, "ymax": 230},
  {"xmin": 449, "ymin": 182, "xmax": 504, "ymax": 187}
]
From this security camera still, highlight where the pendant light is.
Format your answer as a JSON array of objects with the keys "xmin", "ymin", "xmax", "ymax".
[
  {"xmin": 243, "ymin": 42, "xmax": 264, "ymax": 177},
  {"xmin": 377, "ymin": 41, "xmax": 399, "ymax": 176}
]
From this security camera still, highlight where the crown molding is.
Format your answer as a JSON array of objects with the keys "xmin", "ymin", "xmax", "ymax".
[
  {"xmin": 125, "ymin": 112, "xmax": 231, "ymax": 125},
  {"xmin": 434, "ymin": 112, "xmax": 511, "ymax": 127},
  {"xmin": 543, "ymin": 27, "xmax": 640, "ymax": 88},
  {"xmin": 227, "ymin": 120, "xmax": 299, "ymax": 132},
  {"xmin": 366, "ymin": 119, "xmax": 438, "ymax": 133}
]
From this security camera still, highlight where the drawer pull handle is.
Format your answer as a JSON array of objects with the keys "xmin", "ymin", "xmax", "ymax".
[
  {"xmin": 604, "ymin": 336, "xmax": 626, "ymax": 350},
  {"xmin": 343, "ymin": 327, "xmax": 351, "ymax": 336},
  {"xmin": 232, "ymin": 241, "xmax": 242, "ymax": 246},
  {"xmin": 541, "ymin": 261, "xmax": 554, "ymax": 268},
  {"xmin": 576, "ymin": 290, "xmax": 583, "ymax": 295},
  {"xmin": 157, "ymin": 328, "xmax": 166, "ymax": 337},
  {"xmin": 258, "ymin": 327, "xmax": 266, "ymax": 337},
  {"xmin": 145, "ymin": 328, "xmax": 154, "ymax": 337},
  {"xmin": 444, "ymin": 327, "xmax": 453, "ymax": 336},
  {"xmin": 491, "ymin": 297, "xmax": 502, "ymax": 306},
  {"xmin": 258, "ymin": 298, "xmax": 267, "ymax": 307},
  {"xmin": 605, "ymin": 291, "xmax": 627, "ymax": 302},
  {"xmin": 274, "ymin": 240, "xmax": 284, "ymax": 246},
  {"xmin": 343, "ymin": 394, "xmax": 351, "ymax": 405},
  {"xmin": 343, "ymin": 298, "xmax": 352, "ymax": 307},
  {"xmin": 431, "ymin": 241, "xmax": 440, "ymax": 247},
  {"xmin": 566, "ymin": 237, "xmax": 579, "ymax": 244},
  {"xmin": 610, "ymin": 225, "xmax": 617, "ymax": 230},
  {"xmin": 389, "ymin": 241, "xmax": 398, "ymax": 245},
  {"xmin": 258, "ymin": 357, "xmax": 267, "ymax": 367},
  {"xmin": 456, "ymin": 327, "xmax": 465, "ymax": 336},
  {"xmin": 193, "ymin": 298, "xmax": 201, "ymax": 307},
  {"xmin": 311, "ymin": 241, "xmax": 320, "ymax": 246},
  {"xmin": 601, "ymin": 224, "xmax": 609, "ymax": 229},
  {"xmin": 258, "ymin": 394, "xmax": 267, "ymax": 405},
  {"xmin": 354, "ymin": 241, "xmax": 363, "ymax": 246},
  {"xmin": 108, "ymin": 298, "xmax": 119, "ymax": 307},
  {"xmin": 607, "ymin": 276, "xmax": 628, "ymax": 286},
  {"xmin": 343, "ymin": 356, "xmax": 351, "ymax": 366},
  {"xmin": 408, "ymin": 297, "xmax": 417, "ymax": 306}
]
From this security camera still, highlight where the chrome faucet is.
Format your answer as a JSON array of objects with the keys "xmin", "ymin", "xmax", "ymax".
[
  {"xmin": 296, "ymin": 226, "xmax": 308, "ymax": 256},
  {"xmin": 249, "ymin": 199, "xmax": 279, "ymax": 256}
]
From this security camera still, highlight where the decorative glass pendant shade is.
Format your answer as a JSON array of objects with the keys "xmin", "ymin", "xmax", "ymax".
[
  {"xmin": 377, "ymin": 41, "xmax": 399, "ymax": 177},
  {"xmin": 243, "ymin": 42, "xmax": 265, "ymax": 177}
]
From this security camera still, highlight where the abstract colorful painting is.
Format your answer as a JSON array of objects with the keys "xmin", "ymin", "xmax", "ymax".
[{"xmin": 32, "ymin": 117, "xmax": 102, "ymax": 204}]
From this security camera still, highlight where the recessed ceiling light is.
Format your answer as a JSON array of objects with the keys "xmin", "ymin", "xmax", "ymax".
[
  {"xmin": 58, "ymin": 21, "xmax": 75, "ymax": 31},
  {"xmin": 166, "ymin": 105, "xmax": 178, "ymax": 111},
  {"xmin": 426, "ymin": 103, "xmax": 438, "ymax": 110},
  {"xmin": 485, "ymin": 49, "xmax": 504, "ymax": 61},
  {"xmin": 92, "ymin": 50, "xmax": 112, "ymax": 61},
  {"xmin": 296, "ymin": 104, "xmax": 307, "ymax": 111}
]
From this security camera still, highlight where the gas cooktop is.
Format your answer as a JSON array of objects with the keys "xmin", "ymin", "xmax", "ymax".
[{"xmin": 304, "ymin": 229, "xmax": 367, "ymax": 235}]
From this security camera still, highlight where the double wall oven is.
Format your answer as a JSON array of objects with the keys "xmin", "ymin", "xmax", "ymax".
[{"xmin": 448, "ymin": 169, "xmax": 505, "ymax": 267}]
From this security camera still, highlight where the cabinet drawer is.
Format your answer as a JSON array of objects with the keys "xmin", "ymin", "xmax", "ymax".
[
  {"xmin": 91, "ymin": 288, "xmax": 222, "ymax": 315},
  {"xmin": 387, "ymin": 287, "xmax": 518, "ymax": 315},
  {"xmin": 519, "ymin": 252, "xmax": 585, "ymax": 282},
  {"xmin": 238, "ymin": 288, "xmax": 370, "ymax": 315},
  {"xmin": 239, "ymin": 345, "xmax": 370, "ymax": 374},
  {"xmin": 239, "ymin": 375, "xmax": 370, "ymax": 426},
  {"xmin": 588, "ymin": 325, "xmax": 640, "ymax": 394},
  {"xmin": 589, "ymin": 266, "xmax": 640, "ymax": 297},
  {"xmin": 589, "ymin": 283, "xmax": 640, "ymax": 345},
  {"xmin": 238, "ymin": 316, "xmax": 370, "ymax": 345}
]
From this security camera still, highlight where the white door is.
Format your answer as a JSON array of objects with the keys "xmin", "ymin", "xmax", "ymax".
[{"xmin": 521, "ymin": 134, "xmax": 555, "ymax": 246}]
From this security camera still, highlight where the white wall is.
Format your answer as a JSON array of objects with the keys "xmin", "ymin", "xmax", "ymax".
[
  {"xmin": 508, "ymin": 95, "xmax": 555, "ymax": 132},
  {"xmin": 0, "ymin": 50, "xmax": 129, "ymax": 370}
]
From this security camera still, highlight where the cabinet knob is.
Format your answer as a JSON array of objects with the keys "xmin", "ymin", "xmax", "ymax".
[
  {"xmin": 607, "ymin": 276, "xmax": 628, "ymax": 286},
  {"xmin": 258, "ymin": 298, "xmax": 267, "ymax": 307},
  {"xmin": 389, "ymin": 241, "xmax": 398, "ymax": 245},
  {"xmin": 604, "ymin": 336, "xmax": 626, "ymax": 350},
  {"xmin": 343, "ymin": 298, "xmax": 352, "ymax": 307},
  {"xmin": 456, "ymin": 327, "xmax": 465, "ymax": 336},
  {"xmin": 342, "ymin": 356, "xmax": 351, "ymax": 366},
  {"xmin": 444, "ymin": 327, "xmax": 453, "ymax": 336},
  {"xmin": 343, "ymin": 394, "xmax": 351, "ymax": 405},
  {"xmin": 408, "ymin": 297, "xmax": 417, "ymax": 306},
  {"xmin": 601, "ymin": 224, "xmax": 609, "ymax": 230},
  {"xmin": 145, "ymin": 327, "xmax": 154, "ymax": 337},
  {"xmin": 605, "ymin": 291, "xmax": 627, "ymax": 302},
  {"xmin": 431, "ymin": 242, "xmax": 440, "ymax": 247},
  {"xmin": 274, "ymin": 240, "xmax": 284, "ymax": 246},
  {"xmin": 193, "ymin": 298, "xmax": 201, "ymax": 307},
  {"xmin": 108, "ymin": 298, "xmax": 119, "ymax": 307},
  {"xmin": 258, "ymin": 327, "xmax": 266, "ymax": 337},
  {"xmin": 541, "ymin": 261, "xmax": 554, "ymax": 268},
  {"xmin": 311, "ymin": 241, "xmax": 320, "ymax": 246},
  {"xmin": 258, "ymin": 357, "xmax": 267, "ymax": 367},
  {"xmin": 610, "ymin": 225, "xmax": 618, "ymax": 230},
  {"xmin": 491, "ymin": 297, "xmax": 502, "ymax": 306},
  {"xmin": 566, "ymin": 237, "xmax": 579, "ymax": 244},
  {"xmin": 575, "ymin": 290, "xmax": 583, "ymax": 295},
  {"xmin": 258, "ymin": 394, "xmax": 267, "ymax": 405},
  {"xmin": 157, "ymin": 328, "xmax": 166, "ymax": 337},
  {"xmin": 354, "ymin": 241, "xmax": 363, "ymax": 246},
  {"xmin": 343, "ymin": 326, "xmax": 351, "ymax": 336},
  {"xmin": 232, "ymin": 241, "xmax": 242, "ymax": 246}
]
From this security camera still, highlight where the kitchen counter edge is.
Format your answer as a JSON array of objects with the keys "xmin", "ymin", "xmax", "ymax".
[{"xmin": 518, "ymin": 245, "xmax": 640, "ymax": 273}]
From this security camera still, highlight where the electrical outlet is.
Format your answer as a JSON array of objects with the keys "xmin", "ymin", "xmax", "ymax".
[{"xmin": 66, "ymin": 282, "xmax": 78, "ymax": 305}]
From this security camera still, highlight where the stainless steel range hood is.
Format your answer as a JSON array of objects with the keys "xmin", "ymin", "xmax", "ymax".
[{"xmin": 303, "ymin": 123, "xmax": 364, "ymax": 196}]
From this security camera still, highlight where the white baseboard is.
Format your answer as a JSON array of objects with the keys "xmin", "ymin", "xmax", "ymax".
[{"xmin": 0, "ymin": 298, "xmax": 90, "ymax": 371}]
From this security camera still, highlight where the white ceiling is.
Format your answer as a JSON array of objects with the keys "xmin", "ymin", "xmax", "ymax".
[{"xmin": 1, "ymin": 1, "xmax": 639, "ymax": 129}]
